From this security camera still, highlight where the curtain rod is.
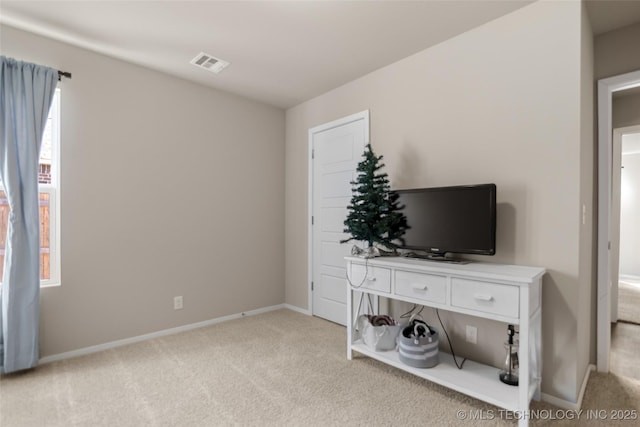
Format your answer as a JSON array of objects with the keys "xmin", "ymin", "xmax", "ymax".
[{"xmin": 57, "ymin": 70, "xmax": 72, "ymax": 81}]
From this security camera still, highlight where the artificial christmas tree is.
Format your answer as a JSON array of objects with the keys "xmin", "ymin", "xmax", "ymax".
[{"xmin": 341, "ymin": 144, "xmax": 408, "ymax": 257}]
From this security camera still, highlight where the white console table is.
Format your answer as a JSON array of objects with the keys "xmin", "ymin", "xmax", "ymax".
[{"xmin": 346, "ymin": 256, "xmax": 545, "ymax": 427}]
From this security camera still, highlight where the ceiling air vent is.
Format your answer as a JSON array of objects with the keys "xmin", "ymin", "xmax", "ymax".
[{"xmin": 190, "ymin": 52, "xmax": 230, "ymax": 74}]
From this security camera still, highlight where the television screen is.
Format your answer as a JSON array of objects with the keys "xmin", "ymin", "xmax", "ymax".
[{"xmin": 394, "ymin": 184, "xmax": 496, "ymax": 257}]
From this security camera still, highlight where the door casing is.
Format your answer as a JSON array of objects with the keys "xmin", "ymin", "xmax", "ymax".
[
  {"xmin": 308, "ymin": 110, "xmax": 370, "ymax": 318},
  {"xmin": 597, "ymin": 70, "xmax": 640, "ymax": 372}
]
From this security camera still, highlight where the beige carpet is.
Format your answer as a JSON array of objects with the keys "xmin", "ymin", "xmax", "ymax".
[
  {"xmin": 1, "ymin": 309, "xmax": 639, "ymax": 426},
  {"xmin": 618, "ymin": 280, "xmax": 640, "ymax": 325},
  {"xmin": 611, "ymin": 322, "xmax": 640, "ymax": 382}
]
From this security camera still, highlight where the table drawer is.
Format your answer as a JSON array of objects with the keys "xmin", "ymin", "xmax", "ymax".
[
  {"xmin": 395, "ymin": 271, "xmax": 446, "ymax": 304},
  {"xmin": 349, "ymin": 264, "xmax": 391, "ymax": 293},
  {"xmin": 451, "ymin": 277, "xmax": 519, "ymax": 318}
]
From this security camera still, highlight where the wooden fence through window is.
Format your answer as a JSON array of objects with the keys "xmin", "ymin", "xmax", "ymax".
[{"xmin": 0, "ymin": 191, "xmax": 50, "ymax": 281}]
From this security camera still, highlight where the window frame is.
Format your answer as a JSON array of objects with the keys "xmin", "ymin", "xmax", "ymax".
[{"xmin": 39, "ymin": 87, "xmax": 61, "ymax": 287}]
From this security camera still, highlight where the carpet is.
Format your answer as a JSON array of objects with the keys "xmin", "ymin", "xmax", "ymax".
[
  {"xmin": 618, "ymin": 280, "xmax": 640, "ymax": 325},
  {"xmin": 610, "ymin": 322, "xmax": 640, "ymax": 381},
  {"xmin": 1, "ymin": 309, "xmax": 639, "ymax": 426}
]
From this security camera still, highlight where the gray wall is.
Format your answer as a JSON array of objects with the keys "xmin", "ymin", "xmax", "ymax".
[
  {"xmin": 613, "ymin": 91, "xmax": 640, "ymax": 129},
  {"xmin": 577, "ymin": 1, "xmax": 595, "ymax": 401},
  {"xmin": 594, "ymin": 22, "xmax": 640, "ymax": 80},
  {"xmin": 285, "ymin": 1, "xmax": 588, "ymax": 404},
  {"xmin": 1, "ymin": 25, "xmax": 286, "ymax": 357}
]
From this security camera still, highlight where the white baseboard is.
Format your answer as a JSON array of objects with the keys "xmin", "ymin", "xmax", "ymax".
[
  {"xmin": 577, "ymin": 364, "xmax": 596, "ymax": 408},
  {"xmin": 39, "ymin": 304, "xmax": 286, "ymax": 364},
  {"xmin": 284, "ymin": 303, "xmax": 311, "ymax": 315},
  {"xmin": 620, "ymin": 274, "xmax": 640, "ymax": 282},
  {"xmin": 541, "ymin": 364, "xmax": 595, "ymax": 410}
]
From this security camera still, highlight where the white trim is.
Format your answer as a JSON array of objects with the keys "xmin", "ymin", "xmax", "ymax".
[
  {"xmin": 39, "ymin": 304, "xmax": 286, "ymax": 364},
  {"xmin": 307, "ymin": 128, "xmax": 314, "ymax": 315},
  {"xmin": 52, "ymin": 87, "xmax": 61, "ymax": 286},
  {"xmin": 597, "ymin": 70, "xmax": 640, "ymax": 373},
  {"xmin": 577, "ymin": 364, "xmax": 596, "ymax": 409},
  {"xmin": 284, "ymin": 303, "xmax": 311, "ymax": 315},
  {"xmin": 308, "ymin": 110, "xmax": 371, "ymax": 139},
  {"xmin": 307, "ymin": 110, "xmax": 370, "ymax": 316},
  {"xmin": 540, "ymin": 364, "xmax": 595, "ymax": 410},
  {"xmin": 620, "ymin": 274, "xmax": 640, "ymax": 281}
]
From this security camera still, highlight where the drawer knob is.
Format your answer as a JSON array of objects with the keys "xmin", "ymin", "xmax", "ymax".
[
  {"xmin": 367, "ymin": 277, "xmax": 377, "ymax": 282},
  {"xmin": 474, "ymin": 293, "xmax": 494, "ymax": 302},
  {"xmin": 412, "ymin": 285, "xmax": 428, "ymax": 291}
]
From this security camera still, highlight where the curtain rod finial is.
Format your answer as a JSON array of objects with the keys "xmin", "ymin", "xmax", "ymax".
[{"xmin": 57, "ymin": 71, "xmax": 72, "ymax": 81}]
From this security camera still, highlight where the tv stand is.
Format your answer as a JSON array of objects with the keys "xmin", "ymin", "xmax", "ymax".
[{"xmin": 346, "ymin": 256, "xmax": 545, "ymax": 427}]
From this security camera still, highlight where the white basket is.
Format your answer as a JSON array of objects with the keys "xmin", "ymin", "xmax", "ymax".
[{"xmin": 356, "ymin": 315, "xmax": 401, "ymax": 351}]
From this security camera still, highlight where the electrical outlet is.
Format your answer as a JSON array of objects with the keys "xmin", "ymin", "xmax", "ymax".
[
  {"xmin": 466, "ymin": 325, "xmax": 477, "ymax": 344},
  {"xmin": 174, "ymin": 296, "xmax": 183, "ymax": 310}
]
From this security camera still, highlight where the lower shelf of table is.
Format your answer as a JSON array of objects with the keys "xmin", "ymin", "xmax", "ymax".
[{"xmin": 350, "ymin": 341, "xmax": 537, "ymax": 413}]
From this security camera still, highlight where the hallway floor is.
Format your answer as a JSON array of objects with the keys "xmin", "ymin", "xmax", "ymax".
[
  {"xmin": 618, "ymin": 278, "xmax": 640, "ymax": 324},
  {"xmin": 610, "ymin": 321, "xmax": 640, "ymax": 381}
]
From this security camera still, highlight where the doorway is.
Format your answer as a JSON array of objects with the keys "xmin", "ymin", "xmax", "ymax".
[
  {"xmin": 610, "ymin": 126, "xmax": 640, "ymax": 324},
  {"xmin": 308, "ymin": 111, "xmax": 369, "ymax": 325},
  {"xmin": 596, "ymin": 70, "xmax": 640, "ymax": 372},
  {"xmin": 609, "ymin": 126, "xmax": 640, "ymax": 381}
]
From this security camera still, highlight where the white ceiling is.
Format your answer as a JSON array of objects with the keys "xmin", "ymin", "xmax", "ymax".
[{"xmin": 1, "ymin": 1, "xmax": 639, "ymax": 109}]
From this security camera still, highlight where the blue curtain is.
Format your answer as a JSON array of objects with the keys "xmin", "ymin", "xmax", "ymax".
[{"xmin": 0, "ymin": 56, "xmax": 57, "ymax": 373}]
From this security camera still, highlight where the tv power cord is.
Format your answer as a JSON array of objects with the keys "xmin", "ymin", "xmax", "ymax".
[{"xmin": 436, "ymin": 308, "xmax": 467, "ymax": 370}]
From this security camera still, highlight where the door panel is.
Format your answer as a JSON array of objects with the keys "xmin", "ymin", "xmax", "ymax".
[{"xmin": 311, "ymin": 112, "xmax": 368, "ymax": 325}]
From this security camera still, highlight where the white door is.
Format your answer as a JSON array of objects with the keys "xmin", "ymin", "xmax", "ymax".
[{"xmin": 310, "ymin": 111, "xmax": 368, "ymax": 325}]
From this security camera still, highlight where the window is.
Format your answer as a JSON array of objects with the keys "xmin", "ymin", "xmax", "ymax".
[{"xmin": 0, "ymin": 88, "xmax": 60, "ymax": 286}]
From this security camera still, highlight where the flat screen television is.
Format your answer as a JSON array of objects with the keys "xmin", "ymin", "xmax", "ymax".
[{"xmin": 393, "ymin": 183, "xmax": 496, "ymax": 259}]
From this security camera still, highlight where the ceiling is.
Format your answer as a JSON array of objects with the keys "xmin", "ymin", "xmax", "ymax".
[{"xmin": 1, "ymin": 1, "xmax": 639, "ymax": 109}]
